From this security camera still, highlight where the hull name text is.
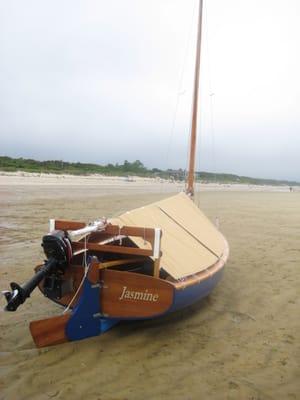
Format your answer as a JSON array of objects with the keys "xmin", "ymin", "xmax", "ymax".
[{"xmin": 119, "ymin": 286, "xmax": 159, "ymax": 302}]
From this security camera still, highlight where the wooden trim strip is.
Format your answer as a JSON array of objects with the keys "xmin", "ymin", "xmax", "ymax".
[
  {"xmin": 55, "ymin": 220, "xmax": 86, "ymax": 230},
  {"xmin": 88, "ymin": 257, "xmax": 100, "ymax": 284},
  {"xmin": 98, "ymin": 258, "xmax": 145, "ymax": 270},
  {"xmin": 53, "ymin": 221, "xmax": 159, "ymax": 247},
  {"xmin": 30, "ymin": 313, "xmax": 71, "ymax": 348},
  {"xmin": 105, "ymin": 225, "xmax": 156, "ymax": 243},
  {"xmin": 72, "ymin": 242, "xmax": 153, "ymax": 257},
  {"xmin": 173, "ymin": 237, "xmax": 229, "ymax": 290}
]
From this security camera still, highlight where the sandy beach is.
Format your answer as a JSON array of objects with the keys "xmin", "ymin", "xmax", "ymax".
[{"xmin": 0, "ymin": 175, "xmax": 299, "ymax": 399}]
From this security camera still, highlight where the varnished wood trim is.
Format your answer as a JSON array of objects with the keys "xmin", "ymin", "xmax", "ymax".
[
  {"xmin": 72, "ymin": 242, "xmax": 153, "ymax": 257},
  {"xmin": 105, "ymin": 225, "xmax": 157, "ymax": 244},
  {"xmin": 101, "ymin": 270, "xmax": 174, "ymax": 318},
  {"xmin": 30, "ymin": 313, "xmax": 71, "ymax": 348},
  {"xmin": 98, "ymin": 258, "xmax": 145, "ymax": 270},
  {"xmin": 87, "ymin": 257, "xmax": 100, "ymax": 284},
  {"xmin": 153, "ymin": 258, "xmax": 161, "ymax": 278},
  {"xmin": 187, "ymin": 0, "xmax": 203, "ymax": 196},
  {"xmin": 52, "ymin": 221, "xmax": 159, "ymax": 245},
  {"xmin": 55, "ymin": 220, "xmax": 86, "ymax": 230},
  {"xmin": 173, "ymin": 237, "xmax": 229, "ymax": 289}
]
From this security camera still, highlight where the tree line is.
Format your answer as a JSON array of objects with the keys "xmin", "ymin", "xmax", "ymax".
[{"xmin": 0, "ymin": 156, "xmax": 299, "ymax": 186}]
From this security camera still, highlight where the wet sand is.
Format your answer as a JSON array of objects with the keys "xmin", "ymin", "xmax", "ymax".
[{"xmin": 0, "ymin": 181, "xmax": 299, "ymax": 400}]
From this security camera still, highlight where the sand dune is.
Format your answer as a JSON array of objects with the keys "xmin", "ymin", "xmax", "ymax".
[{"xmin": 0, "ymin": 182, "xmax": 299, "ymax": 399}]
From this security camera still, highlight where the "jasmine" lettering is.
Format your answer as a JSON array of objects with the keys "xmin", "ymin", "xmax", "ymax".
[{"xmin": 119, "ymin": 286, "xmax": 159, "ymax": 302}]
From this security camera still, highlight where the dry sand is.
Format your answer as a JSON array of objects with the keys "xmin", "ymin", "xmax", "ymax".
[{"xmin": 0, "ymin": 177, "xmax": 299, "ymax": 400}]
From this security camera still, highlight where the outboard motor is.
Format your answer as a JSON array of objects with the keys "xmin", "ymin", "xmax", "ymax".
[{"xmin": 3, "ymin": 231, "xmax": 72, "ymax": 311}]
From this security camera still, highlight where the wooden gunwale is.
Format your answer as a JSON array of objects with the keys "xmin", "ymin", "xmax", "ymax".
[
  {"xmin": 36, "ymin": 237, "xmax": 228, "ymax": 305},
  {"xmin": 172, "ymin": 237, "xmax": 229, "ymax": 290}
]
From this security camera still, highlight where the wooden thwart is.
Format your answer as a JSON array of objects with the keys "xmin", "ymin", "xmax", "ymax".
[
  {"xmin": 53, "ymin": 221, "xmax": 156, "ymax": 244},
  {"xmin": 72, "ymin": 242, "xmax": 154, "ymax": 257},
  {"xmin": 52, "ymin": 219, "xmax": 162, "ymax": 278},
  {"xmin": 105, "ymin": 225, "xmax": 156, "ymax": 245},
  {"xmin": 98, "ymin": 258, "xmax": 145, "ymax": 270}
]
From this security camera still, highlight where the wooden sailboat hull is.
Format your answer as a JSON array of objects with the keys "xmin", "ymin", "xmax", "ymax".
[
  {"xmin": 170, "ymin": 260, "xmax": 225, "ymax": 313},
  {"xmin": 25, "ymin": 196, "xmax": 230, "ymax": 347},
  {"xmin": 104, "ymin": 263, "xmax": 225, "ymax": 319},
  {"xmin": 170, "ymin": 237, "xmax": 229, "ymax": 312},
  {"xmin": 35, "ymin": 236, "xmax": 228, "ymax": 319},
  {"xmin": 29, "ymin": 237, "xmax": 228, "ymax": 347},
  {"xmin": 30, "ymin": 267, "xmax": 225, "ymax": 347},
  {"xmin": 102, "ymin": 239, "xmax": 228, "ymax": 319}
]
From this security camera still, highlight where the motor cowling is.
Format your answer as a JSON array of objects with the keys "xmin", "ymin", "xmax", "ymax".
[{"xmin": 42, "ymin": 230, "xmax": 72, "ymax": 271}]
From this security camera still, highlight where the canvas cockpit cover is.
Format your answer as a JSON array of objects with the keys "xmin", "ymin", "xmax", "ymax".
[{"xmin": 112, "ymin": 192, "xmax": 226, "ymax": 280}]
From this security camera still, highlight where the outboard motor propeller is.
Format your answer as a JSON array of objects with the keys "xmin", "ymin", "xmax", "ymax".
[{"xmin": 3, "ymin": 231, "xmax": 71, "ymax": 311}]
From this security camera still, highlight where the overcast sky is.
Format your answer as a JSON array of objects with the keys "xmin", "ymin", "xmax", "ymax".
[{"xmin": 1, "ymin": 0, "xmax": 299, "ymax": 181}]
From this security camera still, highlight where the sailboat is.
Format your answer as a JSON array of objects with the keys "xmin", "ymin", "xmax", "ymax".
[{"xmin": 3, "ymin": 0, "xmax": 229, "ymax": 347}]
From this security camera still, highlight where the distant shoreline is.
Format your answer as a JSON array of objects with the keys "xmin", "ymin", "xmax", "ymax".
[
  {"xmin": 1, "ymin": 155, "xmax": 299, "ymax": 187},
  {"xmin": 0, "ymin": 171, "xmax": 298, "ymax": 192}
]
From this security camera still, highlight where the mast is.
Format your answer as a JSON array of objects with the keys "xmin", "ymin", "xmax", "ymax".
[{"xmin": 186, "ymin": 0, "xmax": 203, "ymax": 197}]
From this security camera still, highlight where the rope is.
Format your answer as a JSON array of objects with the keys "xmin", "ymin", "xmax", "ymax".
[{"xmin": 63, "ymin": 234, "xmax": 90, "ymax": 314}]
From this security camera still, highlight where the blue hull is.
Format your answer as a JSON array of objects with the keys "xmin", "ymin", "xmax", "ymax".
[
  {"xmin": 111, "ymin": 266, "xmax": 225, "ymax": 320},
  {"xmin": 48, "ymin": 266, "xmax": 225, "ymax": 345},
  {"xmin": 169, "ymin": 267, "xmax": 224, "ymax": 313}
]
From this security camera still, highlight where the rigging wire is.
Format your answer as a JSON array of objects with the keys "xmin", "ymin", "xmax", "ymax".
[
  {"xmin": 185, "ymin": 98, "xmax": 195, "ymax": 192},
  {"xmin": 205, "ymin": 1, "xmax": 220, "ymax": 227},
  {"xmin": 162, "ymin": 1, "xmax": 197, "ymax": 194},
  {"xmin": 204, "ymin": 2, "xmax": 217, "ymax": 188},
  {"xmin": 194, "ymin": 0, "xmax": 220, "ymax": 226}
]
